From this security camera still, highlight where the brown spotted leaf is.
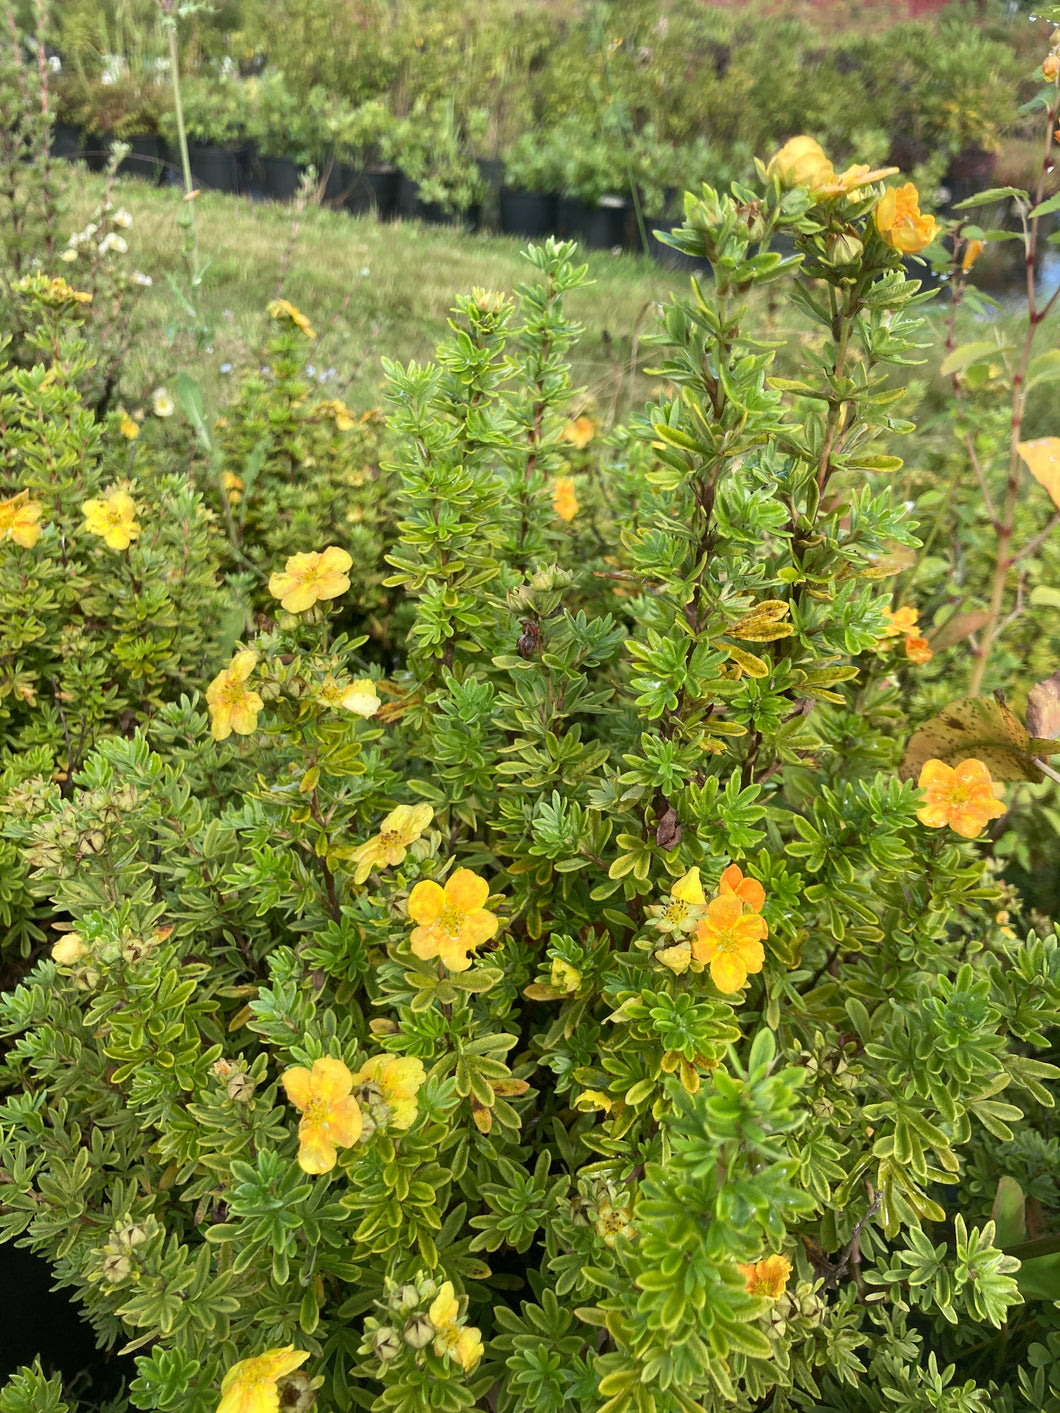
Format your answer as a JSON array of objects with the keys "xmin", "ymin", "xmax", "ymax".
[{"xmin": 899, "ymin": 695, "xmax": 1041, "ymax": 783}]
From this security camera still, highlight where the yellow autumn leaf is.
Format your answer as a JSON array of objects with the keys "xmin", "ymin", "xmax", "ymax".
[{"xmin": 1017, "ymin": 437, "xmax": 1060, "ymax": 509}]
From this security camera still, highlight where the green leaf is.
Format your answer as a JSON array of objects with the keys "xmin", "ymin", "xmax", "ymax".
[
  {"xmin": 938, "ymin": 342, "xmax": 1013, "ymax": 377},
  {"xmin": 952, "ymin": 187, "xmax": 1028, "ymax": 210}
]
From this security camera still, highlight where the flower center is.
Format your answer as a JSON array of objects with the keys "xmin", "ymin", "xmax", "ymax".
[
  {"xmin": 662, "ymin": 900, "xmax": 689, "ymax": 924},
  {"xmin": 436, "ymin": 903, "xmax": 466, "ymax": 936},
  {"xmin": 304, "ymin": 1096, "xmax": 330, "ymax": 1127},
  {"xmin": 219, "ymin": 678, "xmax": 247, "ymax": 706},
  {"xmin": 379, "ymin": 829, "xmax": 401, "ymax": 847}
]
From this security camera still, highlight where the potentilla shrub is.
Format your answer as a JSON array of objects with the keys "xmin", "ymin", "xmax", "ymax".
[
  {"xmin": 206, "ymin": 301, "xmax": 398, "ymax": 649},
  {"xmin": 0, "ymin": 276, "xmax": 227, "ymax": 957},
  {"xmin": 2, "ymin": 147, "xmax": 1060, "ymax": 1413}
]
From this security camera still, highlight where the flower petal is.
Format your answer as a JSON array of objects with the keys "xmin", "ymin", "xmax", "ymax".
[
  {"xmin": 309, "ymin": 1056, "xmax": 353, "ymax": 1104},
  {"xmin": 408, "ymin": 880, "xmax": 445, "ymax": 925},
  {"xmin": 671, "ymin": 867, "xmax": 705, "ymax": 905},
  {"xmin": 445, "ymin": 868, "xmax": 490, "ymax": 913}
]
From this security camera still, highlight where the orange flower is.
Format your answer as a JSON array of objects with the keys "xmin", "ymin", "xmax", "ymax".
[
  {"xmin": 875, "ymin": 183, "xmax": 939, "ymax": 255},
  {"xmin": 267, "ymin": 298, "xmax": 316, "ymax": 339},
  {"xmin": 717, "ymin": 863, "xmax": 765, "ymax": 912},
  {"xmin": 904, "ymin": 635, "xmax": 932, "ymax": 664},
  {"xmin": 0, "ymin": 489, "xmax": 43, "ymax": 548},
  {"xmin": 281, "ymin": 1057, "xmax": 363, "ymax": 1174},
  {"xmin": 552, "ymin": 476, "xmax": 579, "ymax": 522},
  {"xmin": 1043, "ymin": 54, "xmax": 1059, "ymax": 82},
  {"xmin": 916, "ymin": 758, "xmax": 1006, "ymax": 839},
  {"xmin": 738, "ymin": 1254, "xmax": 791, "ymax": 1299},
  {"xmin": 268, "ymin": 546, "xmax": 352, "ymax": 613},
  {"xmin": 692, "ymin": 895, "xmax": 768, "ymax": 993},
  {"xmin": 560, "ymin": 414, "xmax": 595, "ymax": 449},
  {"xmin": 407, "ymin": 868, "xmax": 499, "ymax": 972},
  {"xmin": 961, "ymin": 238, "xmax": 985, "ymax": 272},
  {"xmin": 881, "ymin": 605, "xmax": 919, "ymax": 639}
]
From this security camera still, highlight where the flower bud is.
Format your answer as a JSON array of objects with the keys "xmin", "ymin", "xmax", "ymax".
[
  {"xmin": 371, "ymin": 1327, "xmax": 403, "ymax": 1362},
  {"xmin": 826, "ymin": 231, "xmax": 864, "ymax": 267},
  {"xmin": 101, "ymin": 1252, "xmax": 132, "ymax": 1283},
  {"xmin": 402, "ymin": 1314, "xmax": 435, "ymax": 1349},
  {"xmin": 389, "ymin": 1283, "xmax": 420, "ymax": 1314},
  {"xmin": 115, "ymin": 1222, "xmax": 149, "ymax": 1250},
  {"xmin": 227, "ymin": 1072, "xmax": 256, "ymax": 1102}
]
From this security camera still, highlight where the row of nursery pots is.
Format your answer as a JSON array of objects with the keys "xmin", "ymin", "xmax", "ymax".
[{"xmin": 49, "ymin": 124, "xmax": 704, "ymax": 264}]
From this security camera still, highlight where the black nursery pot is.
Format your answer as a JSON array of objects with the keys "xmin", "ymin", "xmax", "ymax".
[
  {"xmin": 116, "ymin": 133, "xmax": 165, "ymax": 184},
  {"xmin": 81, "ymin": 133, "xmax": 108, "ymax": 172},
  {"xmin": 187, "ymin": 141, "xmax": 240, "ymax": 193},
  {"xmin": 499, "ymin": 189, "xmax": 558, "ymax": 238},
  {"xmin": 51, "ymin": 122, "xmax": 82, "ymax": 161},
  {"xmin": 558, "ymin": 196, "xmax": 630, "ymax": 251},
  {"xmin": 398, "ymin": 174, "xmax": 478, "ymax": 229},
  {"xmin": 341, "ymin": 166, "xmax": 400, "ymax": 219},
  {"xmin": 262, "ymin": 154, "xmax": 302, "ymax": 201}
]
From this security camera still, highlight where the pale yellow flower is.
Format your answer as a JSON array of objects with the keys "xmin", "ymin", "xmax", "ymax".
[
  {"xmin": 205, "ymin": 650, "xmax": 263, "ymax": 741},
  {"xmin": 407, "ymin": 868, "xmax": 499, "ymax": 972},
  {"xmin": 350, "ymin": 1054, "xmax": 426, "ymax": 1130},
  {"xmin": 0, "ymin": 490, "xmax": 43, "ymax": 548},
  {"xmin": 282, "ymin": 1057, "xmax": 362, "ymax": 1174},
  {"xmin": 152, "ymin": 387, "xmax": 174, "ymax": 418},
  {"xmin": 268, "ymin": 546, "xmax": 352, "ymax": 613},
  {"xmin": 216, "ymin": 1346, "xmax": 310, "ymax": 1413},
  {"xmin": 345, "ymin": 803, "xmax": 433, "ymax": 885},
  {"xmin": 81, "ymin": 487, "xmax": 140, "ymax": 550}
]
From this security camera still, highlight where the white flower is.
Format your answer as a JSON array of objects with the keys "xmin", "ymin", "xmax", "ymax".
[
  {"xmin": 48, "ymin": 55, "xmax": 61, "ymax": 73},
  {"xmin": 99, "ymin": 233, "xmax": 128, "ymax": 255},
  {"xmin": 131, "ymin": 271, "xmax": 152, "ymax": 287},
  {"xmin": 152, "ymin": 387, "xmax": 175, "ymax": 418},
  {"xmin": 112, "ymin": 209, "xmax": 133, "ymax": 230},
  {"xmin": 60, "ymin": 247, "xmax": 78, "ymax": 263}
]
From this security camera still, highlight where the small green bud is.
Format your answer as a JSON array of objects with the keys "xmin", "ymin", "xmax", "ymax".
[
  {"xmin": 403, "ymin": 1314, "xmax": 434, "ymax": 1349},
  {"xmin": 371, "ymin": 1327, "xmax": 403, "ymax": 1362}
]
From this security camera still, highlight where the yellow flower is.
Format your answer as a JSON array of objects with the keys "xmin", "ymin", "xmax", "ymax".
[
  {"xmin": 550, "ymin": 957, "xmax": 582, "ymax": 992},
  {"xmin": 651, "ymin": 866, "xmax": 706, "ymax": 937},
  {"xmin": 267, "ymin": 298, "xmax": 316, "ymax": 339},
  {"xmin": 811, "ymin": 161, "xmax": 899, "ymax": 200},
  {"xmin": 428, "ymin": 1282, "xmax": 484, "ymax": 1371},
  {"xmin": 692, "ymin": 894, "xmax": 768, "ymax": 994},
  {"xmin": 349, "ymin": 1054, "xmax": 426, "ymax": 1130},
  {"xmin": 560, "ymin": 414, "xmax": 596, "ymax": 449},
  {"xmin": 119, "ymin": 413, "xmax": 139, "ymax": 440},
  {"xmin": 152, "ymin": 387, "xmax": 174, "ymax": 418},
  {"xmin": 317, "ymin": 674, "xmax": 380, "ymax": 718},
  {"xmin": 222, "ymin": 471, "xmax": 244, "ymax": 505},
  {"xmin": 0, "ymin": 490, "xmax": 43, "ymax": 548},
  {"xmin": 767, "ymin": 136, "xmax": 833, "ymax": 188},
  {"xmin": 594, "ymin": 1198, "xmax": 636, "ymax": 1249},
  {"xmin": 282, "ymin": 1056, "xmax": 363, "ymax": 1174},
  {"xmin": 345, "ymin": 803, "xmax": 434, "ymax": 885},
  {"xmin": 205, "ymin": 650, "xmax": 264, "ymax": 741},
  {"xmin": 18, "ymin": 273, "xmax": 92, "ymax": 305},
  {"xmin": 738, "ymin": 1254, "xmax": 791, "ymax": 1299},
  {"xmin": 881, "ymin": 604, "xmax": 919, "ymax": 639},
  {"xmin": 552, "ymin": 476, "xmax": 579, "ymax": 522},
  {"xmin": 962, "ymin": 238, "xmax": 985, "ymax": 272},
  {"xmin": 1044, "ymin": 53, "xmax": 1059, "ymax": 81},
  {"xmin": 268, "ymin": 546, "xmax": 352, "ymax": 613},
  {"xmin": 904, "ymin": 635, "xmax": 933, "ymax": 665},
  {"xmin": 916, "ymin": 758, "xmax": 1006, "ymax": 839},
  {"xmin": 407, "ymin": 868, "xmax": 499, "ymax": 972},
  {"xmin": 52, "ymin": 932, "xmax": 85, "ymax": 965},
  {"xmin": 875, "ymin": 183, "xmax": 939, "ymax": 255},
  {"xmin": 216, "ymin": 1346, "xmax": 310, "ymax": 1413},
  {"xmin": 320, "ymin": 398, "xmax": 355, "ymax": 431},
  {"xmin": 574, "ymin": 1089, "xmax": 612, "ymax": 1113},
  {"xmin": 454, "ymin": 1327, "xmax": 484, "ymax": 1372},
  {"xmin": 82, "ymin": 487, "xmax": 140, "ymax": 550},
  {"xmin": 767, "ymin": 136, "xmax": 896, "ymax": 200},
  {"xmin": 655, "ymin": 941, "xmax": 692, "ymax": 974}
]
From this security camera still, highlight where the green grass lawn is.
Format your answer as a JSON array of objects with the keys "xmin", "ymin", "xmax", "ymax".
[{"xmin": 66, "ymin": 169, "xmax": 686, "ymax": 417}]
